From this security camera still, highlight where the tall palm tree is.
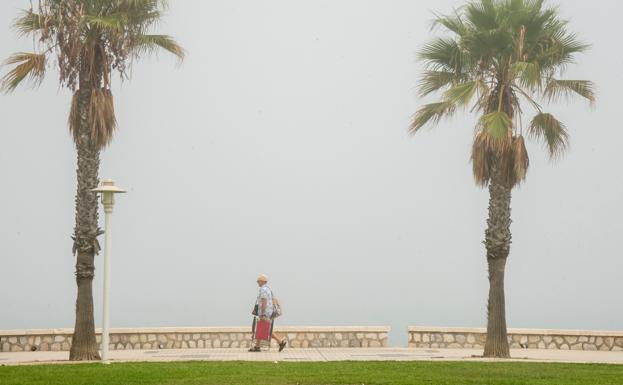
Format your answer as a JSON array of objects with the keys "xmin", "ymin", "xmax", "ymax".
[
  {"xmin": 2, "ymin": 0, "xmax": 183, "ymax": 360},
  {"xmin": 411, "ymin": 0, "xmax": 594, "ymax": 357}
]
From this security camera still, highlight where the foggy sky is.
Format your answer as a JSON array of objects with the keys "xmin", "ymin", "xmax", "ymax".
[{"xmin": 1, "ymin": 0, "xmax": 621, "ymax": 345}]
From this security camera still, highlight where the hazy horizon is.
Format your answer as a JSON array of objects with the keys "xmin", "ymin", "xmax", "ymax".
[{"xmin": 1, "ymin": 0, "xmax": 621, "ymax": 346}]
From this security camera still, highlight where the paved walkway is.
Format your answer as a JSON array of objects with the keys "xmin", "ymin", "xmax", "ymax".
[{"xmin": 2, "ymin": 348, "xmax": 623, "ymax": 366}]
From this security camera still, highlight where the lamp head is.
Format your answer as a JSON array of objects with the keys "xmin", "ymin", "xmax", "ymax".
[
  {"xmin": 92, "ymin": 179, "xmax": 126, "ymax": 209},
  {"xmin": 92, "ymin": 179, "xmax": 126, "ymax": 194}
]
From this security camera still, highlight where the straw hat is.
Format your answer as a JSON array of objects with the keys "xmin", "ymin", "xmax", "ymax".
[{"xmin": 257, "ymin": 274, "xmax": 268, "ymax": 283}]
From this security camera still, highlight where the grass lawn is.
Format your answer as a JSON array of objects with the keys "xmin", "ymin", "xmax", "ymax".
[{"xmin": 1, "ymin": 361, "xmax": 622, "ymax": 385}]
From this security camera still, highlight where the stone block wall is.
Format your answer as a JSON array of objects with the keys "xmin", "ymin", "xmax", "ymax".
[
  {"xmin": 408, "ymin": 327, "xmax": 623, "ymax": 351},
  {"xmin": 0, "ymin": 326, "xmax": 389, "ymax": 352}
]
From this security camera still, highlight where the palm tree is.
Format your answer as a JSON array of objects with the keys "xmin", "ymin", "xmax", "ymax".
[
  {"xmin": 411, "ymin": 0, "xmax": 594, "ymax": 357},
  {"xmin": 2, "ymin": 0, "xmax": 183, "ymax": 360}
]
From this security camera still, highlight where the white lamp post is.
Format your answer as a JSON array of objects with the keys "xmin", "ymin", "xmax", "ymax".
[{"xmin": 92, "ymin": 179, "xmax": 126, "ymax": 364}]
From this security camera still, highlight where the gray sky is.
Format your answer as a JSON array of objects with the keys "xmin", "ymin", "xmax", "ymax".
[{"xmin": 0, "ymin": 0, "xmax": 621, "ymax": 346}]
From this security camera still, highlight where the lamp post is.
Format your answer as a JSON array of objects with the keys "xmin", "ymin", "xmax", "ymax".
[{"xmin": 92, "ymin": 179, "xmax": 126, "ymax": 364}]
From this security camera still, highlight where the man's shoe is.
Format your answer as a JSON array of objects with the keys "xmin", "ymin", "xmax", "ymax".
[
  {"xmin": 248, "ymin": 346, "xmax": 261, "ymax": 352},
  {"xmin": 278, "ymin": 340, "xmax": 287, "ymax": 352}
]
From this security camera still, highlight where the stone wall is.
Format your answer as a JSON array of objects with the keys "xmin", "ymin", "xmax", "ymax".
[
  {"xmin": 0, "ymin": 326, "xmax": 389, "ymax": 352},
  {"xmin": 408, "ymin": 326, "xmax": 623, "ymax": 351}
]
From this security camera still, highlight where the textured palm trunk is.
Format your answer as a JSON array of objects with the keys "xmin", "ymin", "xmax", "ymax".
[
  {"xmin": 69, "ymin": 86, "xmax": 102, "ymax": 361},
  {"xmin": 483, "ymin": 162, "xmax": 512, "ymax": 358}
]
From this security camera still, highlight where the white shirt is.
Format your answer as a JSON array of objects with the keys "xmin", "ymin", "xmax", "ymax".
[{"xmin": 255, "ymin": 284, "xmax": 273, "ymax": 317}]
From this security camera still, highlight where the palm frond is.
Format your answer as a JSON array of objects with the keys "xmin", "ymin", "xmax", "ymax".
[
  {"xmin": 531, "ymin": 31, "xmax": 590, "ymax": 71},
  {"xmin": 432, "ymin": 11, "xmax": 467, "ymax": 36},
  {"xmin": 1, "ymin": 52, "xmax": 46, "ymax": 93},
  {"xmin": 418, "ymin": 37, "xmax": 466, "ymax": 72},
  {"xmin": 83, "ymin": 15, "xmax": 125, "ymax": 31},
  {"xmin": 511, "ymin": 61, "xmax": 542, "ymax": 90},
  {"xmin": 471, "ymin": 131, "xmax": 526, "ymax": 189},
  {"xmin": 465, "ymin": 0, "xmax": 499, "ymax": 30},
  {"xmin": 410, "ymin": 101, "xmax": 456, "ymax": 134},
  {"xmin": 418, "ymin": 70, "xmax": 459, "ymax": 97},
  {"xmin": 69, "ymin": 88, "xmax": 117, "ymax": 149},
  {"xmin": 109, "ymin": 0, "xmax": 164, "ymax": 27},
  {"xmin": 442, "ymin": 80, "xmax": 483, "ymax": 107},
  {"xmin": 512, "ymin": 84, "xmax": 542, "ymax": 112},
  {"xmin": 13, "ymin": 10, "xmax": 46, "ymax": 36},
  {"xmin": 512, "ymin": 135, "xmax": 529, "ymax": 183},
  {"xmin": 528, "ymin": 112, "xmax": 569, "ymax": 158},
  {"xmin": 479, "ymin": 111, "xmax": 512, "ymax": 141},
  {"xmin": 544, "ymin": 79, "xmax": 595, "ymax": 104},
  {"xmin": 471, "ymin": 132, "xmax": 491, "ymax": 187},
  {"xmin": 89, "ymin": 89, "xmax": 117, "ymax": 148},
  {"xmin": 131, "ymin": 34, "xmax": 185, "ymax": 61}
]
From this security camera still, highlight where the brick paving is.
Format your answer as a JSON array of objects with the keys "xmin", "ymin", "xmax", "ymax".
[{"xmin": 2, "ymin": 348, "xmax": 623, "ymax": 366}]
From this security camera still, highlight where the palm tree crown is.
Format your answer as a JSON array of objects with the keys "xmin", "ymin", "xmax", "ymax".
[
  {"xmin": 411, "ymin": 0, "xmax": 594, "ymax": 187},
  {"xmin": 2, "ymin": 0, "xmax": 184, "ymax": 148}
]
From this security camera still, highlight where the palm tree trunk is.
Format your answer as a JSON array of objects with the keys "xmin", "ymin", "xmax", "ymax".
[
  {"xmin": 69, "ymin": 86, "xmax": 102, "ymax": 361},
  {"xmin": 483, "ymin": 161, "xmax": 512, "ymax": 358}
]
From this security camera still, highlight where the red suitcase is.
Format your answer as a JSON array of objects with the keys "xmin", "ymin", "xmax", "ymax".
[
  {"xmin": 255, "ymin": 319, "xmax": 272, "ymax": 340},
  {"xmin": 251, "ymin": 317, "xmax": 274, "ymax": 350}
]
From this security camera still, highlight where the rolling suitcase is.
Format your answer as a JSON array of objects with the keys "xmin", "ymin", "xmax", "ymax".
[{"xmin": 251, "ymin": 316, "xmax": 274, "ymax": 350}]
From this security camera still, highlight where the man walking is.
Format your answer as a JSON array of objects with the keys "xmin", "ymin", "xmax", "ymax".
[{"xmin": 249, "ymin": 274, "xmax": 287, "ymax": 352}]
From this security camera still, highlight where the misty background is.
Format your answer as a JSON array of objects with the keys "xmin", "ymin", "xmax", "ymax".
[{"xmin": 0, "ymin": 0, "xmax": 621, "ymax": 345}]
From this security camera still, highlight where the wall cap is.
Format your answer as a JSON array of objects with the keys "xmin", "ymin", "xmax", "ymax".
[
  {"xmin": 407, "ymin": 326, "xmax": 623, "ymax": 337},
  {"xmin": 0, "ymin": 326, "xmax": 390, "ymax": 337}
]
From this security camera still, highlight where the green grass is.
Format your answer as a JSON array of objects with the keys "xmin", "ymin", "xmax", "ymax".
[{"xmin": 1, "ymin": 361, "xmax": 622, "ymax": 385}]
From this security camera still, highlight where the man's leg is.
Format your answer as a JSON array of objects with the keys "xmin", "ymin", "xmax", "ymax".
[
  {"xmin": 272, "ymin": 331, "xmax": 287, "ymax": 352},
  {"xmin": 272, "ymin": 332, "xmax": 283, "ymax": 343}
]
